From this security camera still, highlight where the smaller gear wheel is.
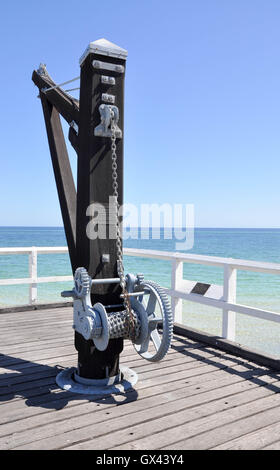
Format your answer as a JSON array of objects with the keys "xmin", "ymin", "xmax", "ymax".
[{"xmin": 74, "ymin": 267, "xmax": 91, "ymax": 299}]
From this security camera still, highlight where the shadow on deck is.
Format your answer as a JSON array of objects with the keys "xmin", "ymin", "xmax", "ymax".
[{"xmin": 0, "ymin": 306, "xmax": 280, "ymax": 450}]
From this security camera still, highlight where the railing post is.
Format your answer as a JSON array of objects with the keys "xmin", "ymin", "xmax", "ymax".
[
  {"xmin": 222, "ymin": 264, "xmax": 237, "ymax": 341},
  {"xmin": 29, "ymin": 247, "xmax": 38, "ymax": 304},
  {"xmin": 171, "ymin": 258, "xmax": 183, "ymax": 323}
]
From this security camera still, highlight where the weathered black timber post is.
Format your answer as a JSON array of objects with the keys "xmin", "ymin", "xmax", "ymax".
[{"xmin": 75, "ymin": 39, "xmax": 128, "ymax": 380}]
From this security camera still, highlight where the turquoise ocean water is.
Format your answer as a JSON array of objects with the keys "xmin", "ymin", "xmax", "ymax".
[{"xmin": 0, "ymin": 226, "xmax": 280, "ymax": 357}]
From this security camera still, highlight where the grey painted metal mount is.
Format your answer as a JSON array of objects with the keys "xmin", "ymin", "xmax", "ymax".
[
  {"xmin": 56, "ymin": 366, "xmax": 138, "ymax": 395},
  {"xmin": 79, "ymin": 38, "xmax": 128, "ymax": 66}
]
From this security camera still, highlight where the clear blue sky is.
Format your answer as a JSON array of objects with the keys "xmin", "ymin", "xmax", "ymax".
[{"xmin": 0, "ymin": 0, "xmax": 279, "ymax": 228}]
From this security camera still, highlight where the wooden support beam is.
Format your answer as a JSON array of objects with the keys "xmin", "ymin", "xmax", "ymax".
[
  {"xmin": 40, "ymin": 94, "xmax": 77, "ymax": 271},
  {"xmin": 32, "ymin": 68, "xmax": 79, "ymax": 126},
  {"xmin": 68, "ymin": 127, "xmax": 78, "ymax": 153}
]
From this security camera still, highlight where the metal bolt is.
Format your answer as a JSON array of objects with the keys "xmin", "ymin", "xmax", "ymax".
[{"xmin": 101, "ymin": 254, "xmax": 110, "ymax": 264}]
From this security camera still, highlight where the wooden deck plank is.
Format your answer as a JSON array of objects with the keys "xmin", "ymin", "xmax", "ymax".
[
  {"xmin": 212, "ymin": 421, "xmax": 280, "ymax": 450},
  {"xmin": 0, "ymin": 341, "xmax": 207, "ymax": 379},
  {"xmin": 160, "ymin": 400, "xmax": 280, "ymax": 450},
  {"xmin": 0, "ymin": 355, "xmax": 239, "ymax": 409},
  {"xmin": 0, "ymin": 363, "xmax": 271, "ymax": 444},
  {"xmin": 3, "ymin": 361, "xmax": 276, "ymax": 449},
  {"xmin": 0, "ymin": 353, "xmax": 204, "ymax": 392},
  {"xmin": 0, "ymin": 338, "xmax": 74, "ymax": 355},
  {"xmin": 157, "ymin": 394, "xmax": 280, "ymax": 450},
  {"xmin": 4, "ymin": 368, "xmax": 278, "ymax": 451},
  {"xmin": 0, "ymin": 309, "xmax": 71, "ymax": 323},
  {"xmin": 67, "ymin": 381, "xmax": 280, "ymax": 451},
  {"xmin": 0, "ymin": 306, "xmax": 279, "ymax": 450},
  {"xmin": 0, "ymin": 360, "xmax": 264, "ymax": 435},
  {"xmin": 0, "ymin": 313, "xmax": 71, "ymax": 325},
  {"xmin": 262, "ymin": 440, "xmax": 280, "ymax": 450}
]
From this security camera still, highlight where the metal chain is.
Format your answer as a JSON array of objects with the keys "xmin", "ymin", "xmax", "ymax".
[{"xmin": 110, "ymin": 109, "xmax": 136, "ymax": 341}]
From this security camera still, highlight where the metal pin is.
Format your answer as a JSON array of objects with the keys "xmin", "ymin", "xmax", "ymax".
[
  {"xmin": 91, "ymin": 277, "xmax": 120, "ymax": 285},
  {"xmin": 101, "ymin": 254, "xmax": 110, "ymax": 264},
  {"xmin": 104, "ymin": 304, "xmax": 124, "ymax": 309},
  {"xmin": 120, "ymin": 291, "xmax": 147, "ymax": 298}
]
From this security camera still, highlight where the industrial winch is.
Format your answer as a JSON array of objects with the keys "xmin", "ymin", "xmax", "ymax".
[
  {"xmin": 33, "ymin": 38, "xmax": 174, "ymax": 393},
  {"xmin": 61, "ymin": 90, "xmax": 173, "ymax": 364},
  {"xmin": 62, "ymin": 268, "xmax": 173, "ymax": 362}
]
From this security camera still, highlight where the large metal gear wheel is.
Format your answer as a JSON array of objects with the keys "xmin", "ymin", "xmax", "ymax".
[
  {"xmin": 73, "ymin": 267, "xmax": 91, "ymax": 299},
  {"xmin": 130, "ymin": 280, "xmax": 173, "ymax": 362}
]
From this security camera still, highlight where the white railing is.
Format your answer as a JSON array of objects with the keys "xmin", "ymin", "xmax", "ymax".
[
  {"xmin": 0, "ymin": 246, "xmax": 280, "ymax": 343},
  {"xmin": 0, "ymin": 247, "xmax": 72, "ymax": 305}
]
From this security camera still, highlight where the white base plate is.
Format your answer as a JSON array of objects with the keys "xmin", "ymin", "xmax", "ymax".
[{"xmin": 56, "ymin": 366, "xmax": 138, "ymax": 395}]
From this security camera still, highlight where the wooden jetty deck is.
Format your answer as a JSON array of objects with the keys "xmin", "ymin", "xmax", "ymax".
[{"xmin": 1, "ymin": 306, "xmax": 280, "ymax": 450}]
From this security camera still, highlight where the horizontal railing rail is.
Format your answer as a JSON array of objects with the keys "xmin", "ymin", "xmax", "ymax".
[
  {"xmin": 0, "ymin": 247, "xmax": 72, "ymax": 304},
  {"xmin": 0, "ymin": 246, "xmax": 279, "ymax": 344}
]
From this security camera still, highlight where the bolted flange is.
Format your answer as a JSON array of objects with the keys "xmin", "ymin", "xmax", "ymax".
[{"xmin": 56, "ymin": 365, "xmax": 138, "ymax": 395}]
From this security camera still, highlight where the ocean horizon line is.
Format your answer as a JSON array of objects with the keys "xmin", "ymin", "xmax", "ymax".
[{"xmin": 0, "ymin": 226, "xmax": 280, "ymax": 230}]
